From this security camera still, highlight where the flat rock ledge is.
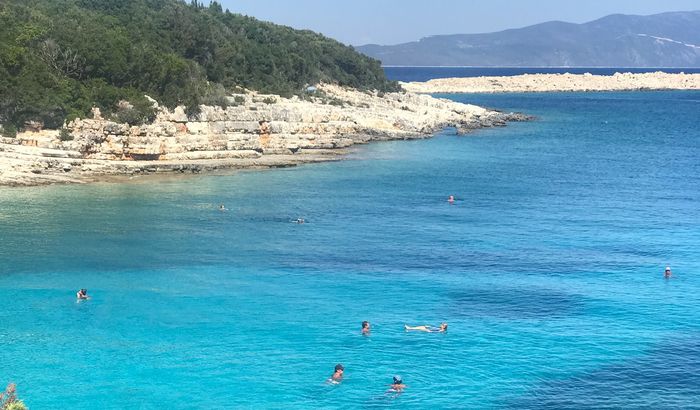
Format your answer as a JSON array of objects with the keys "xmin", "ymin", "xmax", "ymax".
[
  {"xmin": 0, "ymin": 84, "xmax": 530, "ymax": 187},
  {"xmin": 402, "ymin": 72, "xmax": 700, "ymax": 93}
]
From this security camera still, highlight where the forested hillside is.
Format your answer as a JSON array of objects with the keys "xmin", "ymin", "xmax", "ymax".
[{"xmin": 0, "ymin": 0, "xmax": 398, "ymax": 133}]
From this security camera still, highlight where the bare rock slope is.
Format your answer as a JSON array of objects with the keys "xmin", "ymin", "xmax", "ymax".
[{"xmin": 0, "ymin": 85, "xmax": 527, "ymax": 187}]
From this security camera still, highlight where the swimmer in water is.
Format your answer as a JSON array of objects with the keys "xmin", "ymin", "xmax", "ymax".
[
  {"xmin": 448, "ymin": 195, "xmax": 455, "ymax": 204},
  {"xmin": 664, "ymin": 266, "xmax": 672, "ymax": 278},
  {"xmin": 219, "ymin": 204, "xmax": 227, "ymax": 211},
  {"xmin": 295, "ymin": 217, "xmax": 305, "ymax": 224},
  {"xmin": 388, "ymin": 375, "xmax": 406, "ymax": 393},
  {"xmin": 76, "ymin": 288, "xmax": 90, "ymax": 300},
  {"xmin": 328, "ymin": 364, "xmax": 344, "ymax": 384},
  {"xmin": 361, "ymin": 321, "xmax": 371, "ymax": 335},
  {"xmin": 404, "ymin": 323, "xmax": 447, "ymax": 333}
]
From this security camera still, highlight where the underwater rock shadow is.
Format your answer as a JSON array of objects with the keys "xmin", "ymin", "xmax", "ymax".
[
  {"xmin": 505, "ymin": 336, "xmax": 700, "ymax": 409},
  {"xmin": 448, "ymin": 286, "xmax": 585, "ymax": 319}
]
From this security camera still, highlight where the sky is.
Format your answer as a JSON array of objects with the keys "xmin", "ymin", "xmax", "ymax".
[{"xmin": 219, "ymin": 0, "xmax": 700, "ymax": 46}]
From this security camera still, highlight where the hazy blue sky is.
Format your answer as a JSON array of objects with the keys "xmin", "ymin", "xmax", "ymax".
[{"xmin": 219, "ymin": 0, "xmax": 699, "ymax": 45}]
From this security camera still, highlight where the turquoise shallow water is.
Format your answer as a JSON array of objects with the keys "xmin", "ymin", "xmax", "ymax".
[{"xmin": 1, "ymin": 91, "xmax": 699, "ymax": 409}]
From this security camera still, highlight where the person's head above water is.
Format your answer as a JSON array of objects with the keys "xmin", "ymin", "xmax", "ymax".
[
  {"xmin": 440, "ymin": 323, "xmax": 448, "ymax": 331},
  {"xmin": 362, "ymin": 321, "xmax": 370, "ymax": 329},
  {"xmin": 390, "ymin": 375, "xmax": 406, "ymax": 391},
  {"xmin": 329, "ymin": 363, "xmax": 345, "ymax": 383}
]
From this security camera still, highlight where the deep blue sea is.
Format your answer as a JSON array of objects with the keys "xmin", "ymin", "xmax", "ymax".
[
  {"xmin": 384, "ymin": 66, "xmax": 700, "ymax": 82},
  {"xmin": 2, "ymin": 90, "xmax": 700, "ymax": 409}
]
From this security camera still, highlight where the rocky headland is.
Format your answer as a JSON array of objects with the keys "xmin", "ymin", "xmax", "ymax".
[
  {"xmin": 402, "ymin": 72, "xmax": 700, "ymax": 93},
  {"xmin": 0, "ymin": 84, "xmax": 530, "ymax": 187}
]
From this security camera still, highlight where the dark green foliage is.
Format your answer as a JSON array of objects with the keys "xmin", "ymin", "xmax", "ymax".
[
  {"xmin": 1, "ymin": 124, "xmax": 18, "ymax": 138},
  {"xmin": 111, "ymin": 98, "xmax": 156, "ymax": 126},
  {"xmin": 59, "ymin": 127, "xmax": 73, "ymax": 141},
  {"xmin": 0, "ymin": 0, "xmax": 399, "ymax": 130}
]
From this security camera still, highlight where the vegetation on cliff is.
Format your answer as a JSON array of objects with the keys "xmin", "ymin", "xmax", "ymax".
[{"xmin": 0, "ymin": 0, "xmax": 398, "ymax": 131}]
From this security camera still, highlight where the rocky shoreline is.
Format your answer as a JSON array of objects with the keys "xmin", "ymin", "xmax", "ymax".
[
  {"xmin": 0, "ymin": 84, "xmax": 530, "ymax": 187},
  {"xmin": 402, "ymin": 72, "xmax": 700, "ymax": 94}
]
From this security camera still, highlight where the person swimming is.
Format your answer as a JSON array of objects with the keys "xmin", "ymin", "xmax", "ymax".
[
  {"xmin": 664, "ymin": 266, "xmax": 672, "ymax": 278},
  {"xmin": 295, "ymin": 217, "xmax": 305, "ymax": 224},
  {"xmin": 448, "ymin": 195, "xmax": 455, "ymax": 204},
  {"xmin": 361, "ymin": 321, "xmax": 371, "ymax": 335},
  {"xmin": 76, "ymin": 288, "xmax": 89, "ymax": 300},
  {"xmin": 328, "ymin": 364, "xmax": 344, "ymax": 384},
  {"xmin": 404, "ymin": 323, "xmax": 447, "ymax": 333},
  {"xmin": 219, "ymin": 204, "xmax": 228, "ymax": 211},
  {"xmin": 388, "ymin": 375, "xmax": 406, "ymax": 392}
]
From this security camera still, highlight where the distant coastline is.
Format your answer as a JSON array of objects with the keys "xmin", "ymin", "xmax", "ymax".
[
  {"xmin": 383, "ymin": 66, "xmax": 700, "ymax": 68},
  {"xmin": 384, "ymin": 67, "xmax": 700, "ymax": 82},
  {"xmin": 401, "ymin": 72, "xmax": 700, "ymax": 93}
]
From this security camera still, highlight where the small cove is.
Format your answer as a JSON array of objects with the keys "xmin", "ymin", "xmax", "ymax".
[{"xmin": 1, "ymin": 91, "xmax": 699, "ymax": 408}]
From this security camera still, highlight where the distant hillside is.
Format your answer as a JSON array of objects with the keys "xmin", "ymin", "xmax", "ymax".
[
  {"xmin": 0, "ymin": 0, "xmax": 398, "ymax": 133},
  {"xmin": 358, "ymin": 11, "xmax": 700, "ymax": 67}
]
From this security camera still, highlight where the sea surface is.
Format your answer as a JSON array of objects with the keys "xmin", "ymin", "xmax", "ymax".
[
  {"xmin": 384, "ymin": 66, "xmax": 700, "ymax": 82},
  {"xmin": 1, "ymin": 90, "xmax": 699, "ymax": 409}
]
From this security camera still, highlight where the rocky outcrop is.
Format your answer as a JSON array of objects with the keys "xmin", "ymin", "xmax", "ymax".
[
  {"xmin": 402, "ymin": 72, "xmax": 700, "ymax": 94},
  {"xmin": 0, "ymin": 84, "xmax": 530, "ymax": 186}
]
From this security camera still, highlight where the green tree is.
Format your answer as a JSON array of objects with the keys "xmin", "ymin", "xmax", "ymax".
[{"xmin": 0, "ymin": 0, "xmax": 399, "ymax": 131}]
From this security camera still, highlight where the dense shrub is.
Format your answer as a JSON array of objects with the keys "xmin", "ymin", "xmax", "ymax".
[
  {"xmin": 111, "ymin": 98, "xmax": 156, "ymax": 126},
  {"xmin": 1, "ymin": 124, "xmax": 17, "ymax": 138},
  {"xmin": 59, "ymin": 127, "xmax": 73, "ymax": 141}
]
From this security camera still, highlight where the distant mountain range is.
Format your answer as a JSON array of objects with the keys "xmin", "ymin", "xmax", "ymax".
[{"xmin": 358, "ymin": 11, "xmax": 700, "ymax": 67}]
